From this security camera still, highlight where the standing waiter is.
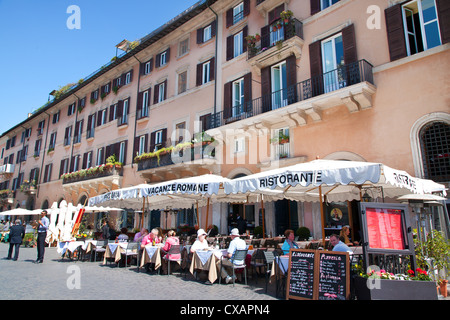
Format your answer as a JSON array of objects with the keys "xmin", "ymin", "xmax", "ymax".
[{"xmin": 34, "ymin": 210, "xmax": 49, "ymax": 264}]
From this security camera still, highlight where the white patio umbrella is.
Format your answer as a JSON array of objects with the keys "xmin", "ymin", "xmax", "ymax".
[
  {"xmin": 223, "ymin": 159, "xmax": 447, "ymax": 241},
  {"xmin": 0, "ymin": 208, "xmax": 42, "ymax": 216},
  {"xmin": 56, "ymin": 200, "xmax": 67, "ymax": 241},
  {"xmin": 46, "ymin": 202, "xmax": 59, "ymax": 244}
]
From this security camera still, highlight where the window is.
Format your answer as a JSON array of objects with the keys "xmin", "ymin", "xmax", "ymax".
[
  {"xmin": 142, "ymin": 90, "xmax": 149, "ymax": 115},
  {"xmin": 52, "ymin": 111, "xmax": 60, "ymax": 124},
  {"xmin": 226, "ymin": 0, "xmax": 249, "ymax": 28},
  {"xmin": 68, "ymin": 103, "xmax": 76, "ymax": 116},
  {"xmin": 196, "ymin": 58, "xmax": 215, "ymax": 86},
  {"xmin": 87, "ymin": 114, "xmax": 95, "ymax": 139},
  {"xmin": 203, "ymin": 25, "xmax": 212, "ymax": 42},
  {"xmin": 64, "ymin": 126, "xmax": 72, "ymax": 146},
  {"xmin": 110, "ymin": 104, "xmax": 118, "ymax": 121},
  {"xmin": 49, "ymin": 132, "xmax": 57, "ymax": 150},
  {"xmin": 271, "ymin": 61, "xmax": 288, "ymax": 108},
  {"xmin": 61, "ymin": 158, "xmax": 69, "ymax": 176},
  {"xmin": 34, "ymin": 139, "xmax": 41, "ymax": 157},
  {"xmin": 321, "ymin": 33, "xmax": 345, "ymax": 92},
  {"xmin": 139, "ymin": 136, "xmax": 146, "ymax": 155},
  {"xmin": 155, "ymin": 130, "xmax": 163, "ymax": 146},
  {"xmin": 37, "ymin": 120, "xmax": 45, "ymax": 136},
  {"xmin": 101, "ymin": 109, "xmax": 108, "ymax": 125},
  {"xmin": 234, "ymin": 31, "xmax": 244, "ymax": 58},
  {"xmin": 273, "ymin": 128, "xmax": 290, "ymax": 159},
  {"xmin": 202, "ymin": 61, "xmax": 211, "ymax": 84},
  {"xmin": 72, "ymin": 155, "xmax": 80, "ymax": 172},
  {"xmin": 321, "ymin": 0, "xmax": 340, "ymax": 10},
  {"xmin": 119, "ymin": 99, "xmax": 129, "ymax": 125},
  {"xmin": 232, "ymin": 78, "xmax": 245, "ymax": 117},
  {"xmin": 84, "ymin": 151, "xmax": 92, "ymax": 169},
  {"xmin": 178, "ymin": 70, "xmax": 187, "ymax": 94},
  {"xmin": 74, "ymin": 120, "xmax": 83, "ymax": 144},
  {"xmin": 226, "ymin": 26, "xmax": 248, "ymax": 61},
  {"xmin": 144, "ymin": 60, "xmax": 152, "ymax": 75},
  {"xmin": 96, "ymin": 148, "xmax": 104, "ymax": 166},
  {"xmin": 125, "ymin": 71, "xmax": 132, "ymax": 85},
  {"xmin": 118, "ymin": 142, "xmax": 126, "ymax": 164},
  {"xmin": 43, "ymin": 164, "xmax": 52, "ymax": 183},
  {"xmin": 234, "ymin": 137, "xmax": 245, "ymax": 153},
  {"xmin": 402, "ymin": 0, "xmax": 441, "ymax": 56},
  {"xmin": 233, "ymin": 2, "xmax": 244, "ymax": 24},
  {"xmin": 156, "ymin": 82, "xmax": 166, "ymax": 103},
  {"xmin": 178, "ymin": 38, "xmax": 189, "ymax": 56},
  {"xmin": 21, "ymin": 128, "xmax": 31, "ymax": 143},
  {"xmin": 197, "ymin": 22, "xmax": 216, "ymax": 44},
  {"xmin": 175, "ymin": 122, "xmax": 186, "ymax": 144},
  {"xmin": 420, "ymin": 121, "xmax": 449, "ymax": 182}
]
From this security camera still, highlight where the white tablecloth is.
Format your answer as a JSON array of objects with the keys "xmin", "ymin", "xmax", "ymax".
[{"xmin": 57, "ymin": 241, "xmax": 84, "ymax": 255}]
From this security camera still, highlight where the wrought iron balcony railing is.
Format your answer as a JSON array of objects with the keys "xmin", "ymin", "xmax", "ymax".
[{"xmin": 211, "ymin": 59, "xmax": 373, "ymax": 128}]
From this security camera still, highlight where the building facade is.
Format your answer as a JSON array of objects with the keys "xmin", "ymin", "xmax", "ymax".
[{"xmin": 0, "ymin": 0, "xmax": 449, "ymax": 239}]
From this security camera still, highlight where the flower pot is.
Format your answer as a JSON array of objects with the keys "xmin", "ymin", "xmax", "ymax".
[
  {"xmin": 354, "ymin": 276, "xmax": 438, "ymax": 300},
  {"xmin": 440, "ymin": 280, "xmax": 448, "ymax": 297}
]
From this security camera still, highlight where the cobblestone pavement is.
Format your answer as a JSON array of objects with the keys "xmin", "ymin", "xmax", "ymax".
[{"xmin": 0, "ymin": 243, "xmax": 279, "ymax": 301}]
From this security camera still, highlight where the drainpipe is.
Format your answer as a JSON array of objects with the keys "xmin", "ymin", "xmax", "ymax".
[
  {"xmin": 36, "ymin": 111, "xmax": 51, "ymax": 199},
  {"xmin": 132, "ymin": 55, "xmax": 142, "ymax": 169},
  {"xmin": 207, "ymin": 0, "xmax": 218, "ymax": 116}
]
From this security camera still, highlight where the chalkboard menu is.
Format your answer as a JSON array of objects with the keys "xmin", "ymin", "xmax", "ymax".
[
  {"xmin": 317, "ymin": 251, "xmax": 349, "ymax": 300},
  {"xmin": 287, "ymin": 250, "xmax": 316, "ymax": 300},
  {"xmin": 286, "ymin": 249, "xmax": 349, "ymax": 300}
]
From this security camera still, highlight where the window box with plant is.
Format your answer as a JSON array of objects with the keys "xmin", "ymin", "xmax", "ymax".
[{"xmin": 20, "ymin": 180, "xmax": 37, "ymax": 194}]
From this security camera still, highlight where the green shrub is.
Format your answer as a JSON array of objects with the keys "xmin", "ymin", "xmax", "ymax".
[{"xmin": 296, "ymin": 226, "xmax": 311, "ymax": 240}]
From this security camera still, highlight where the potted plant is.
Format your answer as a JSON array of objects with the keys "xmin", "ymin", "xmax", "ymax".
[
  {"xmin": 415, "ymin": 229, "xmax": 450, "ymax": 297},
  {"xmin": 280, "ymin": 10, "xmax": 293, "ymax": 24},
  {"xmin": 296, "ymin": 226, "xmax": 311, "ymax": 240}
]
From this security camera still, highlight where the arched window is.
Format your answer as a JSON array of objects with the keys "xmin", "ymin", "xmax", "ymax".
[{"xmin": 419, "ymin": 121, "xmax": 450, "ymax": 182}]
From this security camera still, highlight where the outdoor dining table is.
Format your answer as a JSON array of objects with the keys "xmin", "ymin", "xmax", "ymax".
[
  {"xmin": 57, "ymin": 241, "xmax": 85, "ymax": 258},
  {"xmin": 140, "ymin": 244, "xmax": 163, "ymax": 270},
  {"xmin": 190, "ymin": 248, "xmax": 255, "ymax": 284},
  {"xmin": 103, "ymin": 242, "xmax": 128, "ymax": 264},
  {"xmin": 190, "ymin": 248, "xmax": 227, "ymax": 284}
]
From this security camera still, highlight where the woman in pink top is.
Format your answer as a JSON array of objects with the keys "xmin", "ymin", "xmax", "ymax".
[
  {"xmin": 141, "ymin": 228, "xmax": 161, "ymax": 246},
  {"xmin": 162, "ymin": 230, "xmax": 180, "ymax": 259}
]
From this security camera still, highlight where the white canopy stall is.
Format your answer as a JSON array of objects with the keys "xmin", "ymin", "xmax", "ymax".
[{"xmin": 223, "ymin": 159, "xmax": 447, "ymax": 240}]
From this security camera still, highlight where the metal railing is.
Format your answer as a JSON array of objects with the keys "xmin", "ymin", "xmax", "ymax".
[
  {"xmin": 211, "ymin": 59, "xmax": 373, "ymax": 128},
  {"xmin": 248, "ymin": 18, "xmax": 303, "ymax": 59}
]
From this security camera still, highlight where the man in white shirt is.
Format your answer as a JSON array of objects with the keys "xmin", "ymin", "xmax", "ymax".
[{"xmin": 218, "ymin": 228, "xmax": 247, "ymax": 283}]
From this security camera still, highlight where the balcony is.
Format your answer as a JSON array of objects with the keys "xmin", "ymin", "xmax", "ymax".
[
  {"xmin": 61, "ymin": 164, "xmax": 123, "ymax": 191},
  {"xmin": 0, "ymin": 164, "xmax": 15, "ymax": 176},
  {"xmin": 135, "ymin": 141, "xmax": 217, "ymax": 180},
  {"xmin": 247, "ymin": 17, "xmax": 304, "ymax": 75},
  {"xmin": 210, "ymin": 60, "xmax": 375, "ymax": 129}
]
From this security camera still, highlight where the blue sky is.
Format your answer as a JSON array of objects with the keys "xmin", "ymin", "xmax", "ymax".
[{"xmin": 0, "ymin": 0, "xmax": 200, "ymax": 136}]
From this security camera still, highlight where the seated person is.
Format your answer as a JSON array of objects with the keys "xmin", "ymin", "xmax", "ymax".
[
  {"xmin": 339, "ymin": 225, "xmax": 357, "ymax": 246},
  {"xmin": 141, "ymin": 228, "xmax": 161, "ymax": 246},
  {"xmin": 116, "ymin": 228, "xmax": 129, "ymax": 242},
  {"xmin": 190, "ymin": 229, "xmax": 210, "ymax": 253},
  {"xmin": 217, "ymin": 228, "xmax": 247, "ymax": 284},
  {"xmin": 281, "ymin": 229, "xmax": 299, "ymax": 255},
  {"xmin": 161, "ymin": 230, "xmax": 181, "ymax": 274},
  {"xmin": 133, "ymin": 228, "xmax": 148, "ymax": 243},
  {"xmin": 330, "ymin": 234, "xmax": 352, "ymax": 253}
]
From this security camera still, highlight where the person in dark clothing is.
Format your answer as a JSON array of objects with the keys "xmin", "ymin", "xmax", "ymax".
[
  {"xmin": 7, "ymin": 219, "xmax": 25, "ymax": 261},
  {"xmin": 101, "ymin": 220, "xmax": 110, "ymax": 240},
  {"xmin": 236, "ymin": 214, "xmax": 247, "ymax": 235}
]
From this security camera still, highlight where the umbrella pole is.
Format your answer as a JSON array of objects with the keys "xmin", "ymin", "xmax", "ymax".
[
  {"xmin": 319, "ymin": 186, "xmax": 326, "ymax": 248},
  {"xmin": 196, "ymin": 201, "xmax": 200, "ymax": 229},
  {"xmin": 261, "ymin": 196, "xmax": 266, "ymax": 239},
  {"xmin": 140, "ymin": 197, "xmax": 146, "ymax": 230},
  {"xmin": 205, "ymin": 198, "xmax": 210, "ymax": 231}
]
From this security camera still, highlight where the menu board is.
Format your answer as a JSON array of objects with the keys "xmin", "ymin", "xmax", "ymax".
[
  {"xmin": 286, "ymin": 249, "xmax": 349, "ymax": 300},
  {"xmin": 317, "ymin": 252, "xmax": 349, "ymax": 300},
  {"xmin": 366, "ymin": 207, "xmax": 405, "ymax": 250},
  {"xmin": 286, "ymin": 250, "xmax": 316, "ymax": 300}
]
